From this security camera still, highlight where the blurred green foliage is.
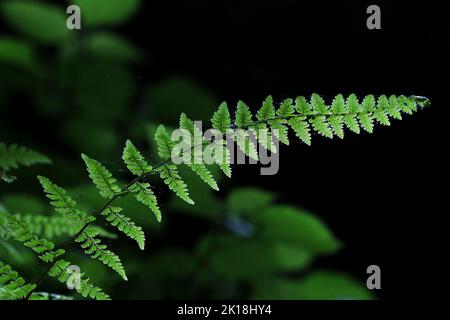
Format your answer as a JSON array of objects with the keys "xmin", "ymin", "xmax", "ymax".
[{"xmin": 0, "ymin": 0, "xmax": 373, "ymax": 300}]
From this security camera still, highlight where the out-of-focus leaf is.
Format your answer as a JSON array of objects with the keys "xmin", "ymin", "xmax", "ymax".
[
  {"xmin": 226, "ymin": 187, "xmax": 275, "ymax": 214},
  {"xmin": 254, "ymin": 205, "xmax": 341, "ymax": 254},
  {"xmin": 198, "ymin": 236, "xmax": 311, "ymax": 282},
  {"xmin": 74, "ymin": 0, "xmax": 140, "ymax": 27},
  {"xmin": 1, "ymin": 194, "xmax": 47, "ymax": 215},
  {"xmin": 0, "ymin": 239, "xmax": 23, "ymax": 262},
  {"xmin": 252, "ymin": 271, "xmax": 373, "ymax": 300},
  {"xmin": 61, "ymin": 61, "xmax": 135, "ymax": 121},
  {"xmin": 0, "ymin": 239, "xmax": 35, "ymax": 267},
  {"xmin": 145, "ymin": 76, "xmax": 218, "ymax": 123},
  {"xmin": 0, "ymin": 38, "xmax": 37, "ymax": 72},
  {"xmin": 62, "ymin": 119, "xmax": 118, "ymax": 157},
  {"xmin": 85, "ymin": 33, "xmax": 142, "ymax": 63},
  {"xmin": 29, "ymin": 292, "xmax": 74, "ymax": 300},
  {"xmin": 1, "ymin": 1, "xmax": 69, "ymax": 44}
]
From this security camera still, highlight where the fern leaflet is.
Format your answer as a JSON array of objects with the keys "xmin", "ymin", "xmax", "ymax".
[
  {"xmin": 100, "ymin": 206, "xmax": 145, "ymax": 250},
  {"xmin": 0, "ymin": 260, "xmax": 36, "ymax": 299},
  {"xmin": 74, "ymin": 228, "xmax": 127, "ymax": 281},
  {"xmin": 81, "ymin": 154, "xmax": 121, "ymax": 199}
]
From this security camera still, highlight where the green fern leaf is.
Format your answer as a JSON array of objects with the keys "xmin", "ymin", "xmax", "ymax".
[
  {"xmin": 154, "ymin": 125, "xmax": 174, "ymax": 159},
  {"xmin": 347, "ymin": 94, "xmax": 361, "ymax": 113},
  {"xmin": 180, "ymin": 113, "xmax": 219, "ymax": 189},
  {"xmin": 257, "ymin": 96, "xmax": 276, "ymax": 121},
  {"xmin": 158, "ymin": 164, "xmax": 194, "ymax": 205},
  {"xmin": 0, "ymin": 211, "xmax": 65, "ymax": 263},
  {"xmin": 48, "ymin": 259, "xmax": 110, "ymax": 300},
  {"xmin": 0, "ymin": 261, "xmax": 36, "ymax": 299},
  {"xmin": 398, "ymin": 95, "xmax": 416, "ymax": 114},
  {"xmin": 235, "ymin": 101, "xmax": 253, "ymax": 128},
  {"xmin": 388, "ymin": 95, "xmax": 402, "ymax": 120},
  {"xmin": 234, "ymin": 129, "xmax": 259, "ymax": 160},
  {"xmin": 211, "ymin": 102, "xmax": 231, "ymax": 133},
  {"xmin": 212, "ymin": 142, "xmax": 232, "ymax": 178},
  {"xmin": 37, "ymin": 176, "xmax": 91, "ymax": 223},
  {"xmin": 311, "ymin": 93, "xmax": 328, "ymax": 114},
  {"xmin": 256, "ymin": 127, "xmax": 277, "ymax": 152},
  {"xmin": 295, "ymin": 96, "xmax": 312, "ymax": 115},
  {"xmin": 331, "ymin": 94, "xmax": 346, "ymax": 114},
  {"xmin": 328, "ymin": 116, "xmax": 344, "ymax": 139},
  {"xmin": 0, "ymin": 143, "xmax": 51, "ymax": 171},
  {"xmin": 13, "ymin": 214, "xmax": 115, "ymax": 240},
  {"xmin": 312, "ymin": 116, "xmax": 333, "ymax": 138},
  {"xmin": 190, "ymin": 164, "xmax": 219, "ymax": 191},
  {"xmin": 359, "ymin": 113, "xmax": 374, "ymax": 133},
  {"xmin": 130, "ymin": 182, "xmax": 162, "ymax": 222},
  {"xmin": 343, "ymin": 114, "xmax": 360, "ymax": 134},
  {"xmin": 269, "ymin": 120, "xmax": 290, "ymax": 145},
  {"xmin": 81, "ymin": 154, "xmax": 121, "ymax": 199},
  {"xmin": 75, "ymin": 228, "xmax": 127, "ymax": 281},
  {"xmin": 101, "ymin": 206, "xmax": 145, "ymax": 250},
  {"xmin": 288, "ymin": 118, "xmax": 311, "ymax": 145},
  {"xmin": 122, "ymin": 140, "xmax": 152, "ymax": 176},
  {"xmin": 373, "ymin": 95, "xmax": 391, "ymax": 126},
  {"xmin": 362, "ymin": 94, "xmax": 376, "ymax": 112},
  {"xmin": 277, "ymin": 98, "xmax": 295, "ymax": 117}
]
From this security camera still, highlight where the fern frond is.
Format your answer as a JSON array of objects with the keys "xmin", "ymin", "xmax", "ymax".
[
  {"xmin": 13, "ymin": 214, "xmax": 116, "ymax": 240},
  {"xmin": 122, "ymin": 140, "xmax": 162, "ymax": 221},
  {"xmin": 295, "ymin": 96, "xmax": 313, "ymax": 114},
  {"xmin": 211, "ymin": 102, "xmax": 231, "ymax": 133},
  {"xmin": 235, "ymin": 101, "xmax": 254, "ymax": 128},
  {"xmin": 81, "ymin": 154, "xmax": 121, "ymax": 199},
  {"xmin": 179, "ymin": 113, "xmax": 219, "ymax": 190},
  {"xmin": 1, "ymin": 211, "xmax": 111, "ymax": 300},
  {"xmin": 311, "ymin": 93, "xmax": 329, "ymax": 114},
  {"xmin": 288, "ymin": 118, "xmax": 311, "ymax": 146},
  {"xmin": 277, "ymin": 98, "xmax": 295, "ymax": 117},
  {"xmin": 158, "ymin": 164, "xmax": 194, "ymax": 205},
  {"xmin": 47, "ymin": 259, "xmax": 110, "ymax": 300},
  {"xmin": 155, "ymin": 125, "xmax": 174, "ymax": 159},
  {"xmin": 234, "ymin": 129, "xmax": 259, "ymax": 160},
  {"xmin": 0, "ymin": 211, "xmax": 65, "ymax": 263},
  {"xmin": 100, "ymin": 206, "xmax": 145, "ymax": 249},
  {"xmin": 74, "ymin": 228, "xmax": 127, "ymax": 281},
  {"xmin": 0, "ymin": 260, "xmax": 36, "ymax": 299},
  {"xmin": 37, "ymin": 176, "xmax": 91, "ymax": 224},
  {"xmin": 257, "ymin": 96, "xmax": 276, "ymax": 121},
  {"xmin": 211, "ymin": 141, "xmax": 232, "ymax": 178},
  {"xmin": 122, "ymin": 140, "xmax": 152, "ymax": 176},
  {"xmin": 0, "ymin": 143, "xmax": 51, "ymax": 171},
  {"xmin": 154, "ymin": 125, "xmax": 194, "ymax": 204},
  {"xmin": 130, "ymin": 182, "xmax": 161, "ymax": 222}
]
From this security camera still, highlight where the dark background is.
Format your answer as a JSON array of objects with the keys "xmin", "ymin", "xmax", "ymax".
[{"xmin": 0, "ymin": 0, "xmax": 436, "ymax": 300}]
